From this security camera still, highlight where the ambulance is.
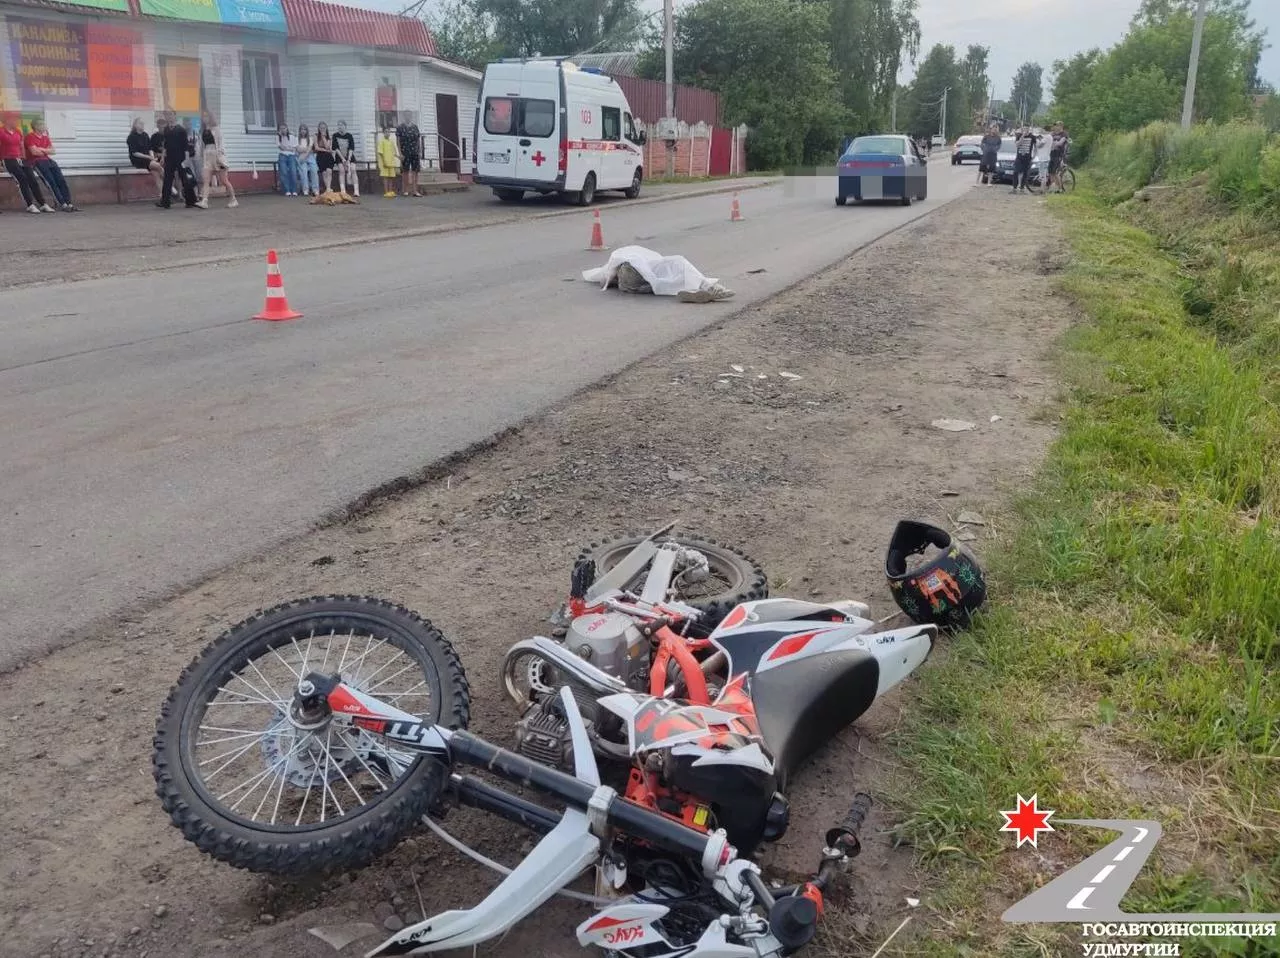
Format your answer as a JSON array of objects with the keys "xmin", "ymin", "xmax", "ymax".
[{"xmin": 472, "ymin": 58, "xmax": 648, "ymax": 205}]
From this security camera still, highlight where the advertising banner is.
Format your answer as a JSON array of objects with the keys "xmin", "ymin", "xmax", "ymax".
[
  {"xmin": 8, "ymin": 18, "xmax": 91, "ymax": 103},
  {"xmin": 215, "ymin": 0, "xmax": 286, "ymax": 32},
  {"xmin": 138, "ymin": 0, "xmax": 286, "ymax": 31},
  {"xmin": 7, "ymin": 17, "xmax": 152, "ymax": 107},
  {"xmin": 85, "ymin": 24, "xmax": 151, "ymax": 108},
  {"xmin": 138, "ymin": 0, "xmax": 219, "ymax": 24},
  {"xmin": 52, "ymin": 0, "xmax": 130, "ymax": 11}
]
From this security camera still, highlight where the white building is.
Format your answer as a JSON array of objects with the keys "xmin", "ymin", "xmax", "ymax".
[{"xmin": 0, "ymin": 0, "xmax": 479, "ymax": 205}]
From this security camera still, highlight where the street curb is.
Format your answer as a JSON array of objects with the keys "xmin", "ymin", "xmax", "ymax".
[{"xmin": 5, "ymin": 178, "xmax": 781, "ymax": 291}]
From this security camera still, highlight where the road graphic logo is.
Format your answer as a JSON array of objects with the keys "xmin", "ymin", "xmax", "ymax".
[{"xmin": 997, "ymin": 799, "xmax": 1280, "ymax": 925}]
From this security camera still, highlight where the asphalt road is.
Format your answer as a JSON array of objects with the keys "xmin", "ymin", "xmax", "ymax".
[{"xmin": 0, "ymin": 163, "xmax": 975, "ymax": 671}]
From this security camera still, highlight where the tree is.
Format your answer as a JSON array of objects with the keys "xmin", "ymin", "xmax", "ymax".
[
  {"xmin": 1043, "ymin": 1, "xmax": 1261, "ymax": 157},
  {"xmin": 430, "ymin": 0, "xmax": 504, "ymax": 69},
  {"xmin": 828, "ymin": 0, "xmax": 922, "ymax": 135},
  {"xmin": 960, "ymin": 45, "xmax": 990, "ymax": 121},
  {"xmin": 429, "ymin": 0, "xmax": 647, "ymax": 68},
  {"xmin": 899, "ymin": 44, "xmax": 967, "ymax": 140},
  {"xmin": 1261, "ymin": 93, "xmax": 1280, "ymax": 133},
  {"xmin": 1009, "ymin": 62, "xmax": 1044, "ymax": 123},
  {"xmin": 640, "ymin": 0, "xmax": 846, "ymax": 168}
]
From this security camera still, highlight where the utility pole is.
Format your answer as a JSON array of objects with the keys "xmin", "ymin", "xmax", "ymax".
[
  {"xmin": 663, "ymin": 0, "xmax": 675, "ymax": 177},
  {"xmin": 1181, "ymin": 0, "xmax": 1209, "ymax": 129},
  {"xmin": 890, "ymin": 89, "xmax": 897, "ymax": 132},
  {"xmin": 940, "ymin": 86, "xmax": 950, "ymax": 142}
]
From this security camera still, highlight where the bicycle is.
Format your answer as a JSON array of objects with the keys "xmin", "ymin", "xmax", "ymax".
[{"xmin": 1034, "ymin": 158, "xmax": 1076, "ymax": 194}]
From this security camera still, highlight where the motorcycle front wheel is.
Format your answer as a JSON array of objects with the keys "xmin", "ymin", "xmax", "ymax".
[{"xmin": 152, "ymin": 595, "xmax": 471, "ymax": 875}]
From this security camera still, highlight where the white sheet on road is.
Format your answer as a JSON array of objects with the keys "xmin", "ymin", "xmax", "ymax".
[{"xmin": 582, "ymin": 245, "xmax": 718, "ymax": 296}]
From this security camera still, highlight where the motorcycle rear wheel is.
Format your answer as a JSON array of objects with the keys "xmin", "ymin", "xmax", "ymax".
[
  {"xmin": 575, "ymin": 532, "xmax": 768, "ymax": 634},
  {"xmin": 152, "ymin": 595, "xmax": 470, "ymax": 875}
]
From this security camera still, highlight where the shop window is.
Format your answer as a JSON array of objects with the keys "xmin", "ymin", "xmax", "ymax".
[
  {"xmin": 241, "ymin": 53, "xmax": 283, "ymax": 132},
  {"xmin": 161, "ymin": 56, "xmax": 203, "ymax": 116}
]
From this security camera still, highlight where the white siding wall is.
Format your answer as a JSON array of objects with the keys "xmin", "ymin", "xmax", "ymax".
[
  {"xmin": 418, "ymin": 63, "xmax": 479, "ymax": 168},
  {"xmin": 0, "ymin": 6, "xmax": 288, "ymax": 175},
  {"xmin": 288, "ymin": 50, "xmax": 362, "ymax": 156}
]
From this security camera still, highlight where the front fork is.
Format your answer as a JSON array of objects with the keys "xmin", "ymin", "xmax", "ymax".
[{"xmin": 299, "ymin": 675, "xmax": 735, "ymax": 956}]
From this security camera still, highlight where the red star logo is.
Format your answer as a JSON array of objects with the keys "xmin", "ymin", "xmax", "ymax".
[{"xmin": 999, "ymin": 793, "xmax": 1055, "ymax": 848}]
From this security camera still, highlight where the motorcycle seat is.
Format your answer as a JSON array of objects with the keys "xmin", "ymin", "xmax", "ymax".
[{"xmin": 748, "ymin": 646, "xmax": 880, "ymax": 786}]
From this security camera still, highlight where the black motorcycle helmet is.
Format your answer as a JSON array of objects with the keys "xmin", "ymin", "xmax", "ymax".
[{"xmin": 885, "ymin": 520, "xmax": 987, "ymax": 629}]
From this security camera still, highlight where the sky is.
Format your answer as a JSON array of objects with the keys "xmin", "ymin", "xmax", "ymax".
[{"xmin": 398, "ymin": 0, "xmax": 1278, "ymax": 97}]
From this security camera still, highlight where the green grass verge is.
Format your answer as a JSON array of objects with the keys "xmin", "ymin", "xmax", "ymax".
[{"xmin": 881, "ymin": 178, "xmax": 1280, "ymax": 956}]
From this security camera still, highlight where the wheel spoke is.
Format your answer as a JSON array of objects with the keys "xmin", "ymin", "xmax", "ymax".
[{"xmin": 185, "ymin": 616, "xmax": 440, "ymax": 832}]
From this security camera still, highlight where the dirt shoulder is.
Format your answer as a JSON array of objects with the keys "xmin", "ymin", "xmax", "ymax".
[
  {"xmin": 0, "ymin": 184, "xmax": 1067, "ymax": 958},
  {"xmin": 1, "ymin": 175, "xmax": 773, "ymax": 290}
]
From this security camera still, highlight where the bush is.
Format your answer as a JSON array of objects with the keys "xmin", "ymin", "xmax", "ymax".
[{"xmin": 1087, "ymin": 120, "xmax": 1279, "ymax": 211}]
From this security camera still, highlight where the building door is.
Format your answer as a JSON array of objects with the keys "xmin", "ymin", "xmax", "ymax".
[
  {"xmin": 435, "ymin": 93, "xmax": 460, "ymax": 174},
  {"xmin": 709, "ymin": 127, "xmax": 732, "ymax": 176}
]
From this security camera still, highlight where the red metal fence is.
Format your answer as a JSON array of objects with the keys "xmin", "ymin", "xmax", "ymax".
[{"xmin": 612, "ymin": 76, "xmax": 720, "ymax": 126}]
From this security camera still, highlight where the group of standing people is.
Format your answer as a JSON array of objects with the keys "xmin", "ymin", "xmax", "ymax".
[
  {"xmin": 1, "ymin": 114, "xmax": 78, "ymax": 213},
  {"xmin": 275, "ymin": 121, "xmax": 360, "ymax": 197},
  {"xmin": 976, "ymin": 121, "xmax": 1070, "ymax": 194},
  {"xmin": 273, "ymin": 117, "xmax": 425, "ymax": 199},
  {"xmin": 126, "ymin": 111, "xmax": 238, "ymax": 210}
]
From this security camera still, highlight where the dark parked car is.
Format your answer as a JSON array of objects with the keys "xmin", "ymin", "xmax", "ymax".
[{"xmin": 952, "ymin": 135, "xmax": 982, "ymax": 164}]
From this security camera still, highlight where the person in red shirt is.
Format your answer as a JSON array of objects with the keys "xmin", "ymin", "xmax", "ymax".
[
  {"xmin": 26, "ymin": 118, "xmax": 76, "ymax": 211},
  {"xmin": 0, "ymin": 115, "xmax": 52, "ymax": 213}
]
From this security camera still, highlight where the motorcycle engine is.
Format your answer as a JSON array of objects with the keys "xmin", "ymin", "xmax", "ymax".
[
  {"xmin": 513, "ymin": 697, "xmax": 576, "ymax": 771},
  {"xmin": 564, "ymin": 611, "xmax": 649, "ymax": 688}
]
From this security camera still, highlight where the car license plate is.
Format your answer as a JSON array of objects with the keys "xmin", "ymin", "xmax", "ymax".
[{"xmin": 483, "ymin": 152, "xmax": 509, "ymax": 164}]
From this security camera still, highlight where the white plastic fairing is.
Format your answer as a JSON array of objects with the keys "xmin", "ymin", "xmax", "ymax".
[
  {"xmin": 365, "ymin": 807, "xmax": 600, "ymax": 955},
  {"xmin": 848, "ymin": 625, "xmax": 936, "ymax": 696},
  {"xmin": 577, "ymin": 903, "xmax": 670, "ymax": 950},
  {"xmin": 674, "ymin": 741, "xmax": 774, "ymax": 776},
  {"xmin": 561, "ymin": 686, "xmax": 601, "ymax": 786}
]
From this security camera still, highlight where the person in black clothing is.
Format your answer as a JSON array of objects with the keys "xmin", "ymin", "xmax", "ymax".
[
  {"xmin": 158, "ymin": 113, "xmax": 199, "ymax": 209},
  {"xmin": 128, "ymin": 117, "xmax": 164, "ymax": 194},
  {"xmin": 978, "ymin": 124, "xmax": 1002, "ymax": 185},
  {"xmin": 1011, "ymin": 127, "xmax": 1041, "ymax": 193},
  {"xmin": 396, "ymin": 116, "xmax": 422, "ymax": 196},
  {"xmin": 332, "ymin": 120, "xmax": 359, "ymax": 196}
]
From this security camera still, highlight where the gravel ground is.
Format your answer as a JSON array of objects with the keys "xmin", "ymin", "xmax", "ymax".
[
  {"xmin": 0, "ymin": 183, "xmax": 1070, "ymax": 958},
  {"xmin": 1, "ymin": 176, "xmax": 773, "ymax": 289}
]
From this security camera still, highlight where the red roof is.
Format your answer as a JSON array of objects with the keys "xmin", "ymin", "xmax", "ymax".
[{"xmin": 282, "ymin": 0, "xmax": 436, "ymax": 57}]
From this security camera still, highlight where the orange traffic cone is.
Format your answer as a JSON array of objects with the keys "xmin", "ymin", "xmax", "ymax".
[
  {"xmin": 730, "ymin": 193, "xmax": 742, "ymax": 222},
  {"xmin": 253, "ymin": 249, "xmax": 302, "ymax": 321},
  {"xmin": 586, "ymin": 209, "xmax": 608, "ymax": 251}
]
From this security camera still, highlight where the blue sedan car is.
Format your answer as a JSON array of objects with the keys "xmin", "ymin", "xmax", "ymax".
[{"xmin": 836, "ymin": 134, "xmax": 929, "ymax": 207}]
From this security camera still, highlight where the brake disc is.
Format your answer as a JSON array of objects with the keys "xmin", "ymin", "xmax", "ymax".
[{"xmin": 260, "ymin": 710, "xmax": 362, "ymax": 788}]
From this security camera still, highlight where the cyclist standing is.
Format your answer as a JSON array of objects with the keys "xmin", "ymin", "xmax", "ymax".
[{"xmin": 1047, "ymin": 122, "xmax": 1070, "ymax": 193}]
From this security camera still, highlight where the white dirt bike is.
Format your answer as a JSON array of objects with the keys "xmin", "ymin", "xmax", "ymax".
[{"xmin": 152, "ymin": 534, "xmax": 935, "ymax": 957}]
